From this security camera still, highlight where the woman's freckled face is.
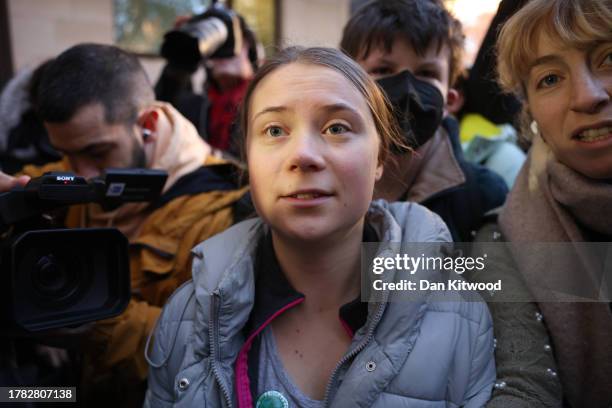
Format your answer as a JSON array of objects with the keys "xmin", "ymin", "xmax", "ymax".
[
  {"xmin": 526, "ymin": 32, "xmax": 612, "ymax": 179},
  {"xmin": 246, "ymin": 62, "xmax": 383, "ymax": 242}
]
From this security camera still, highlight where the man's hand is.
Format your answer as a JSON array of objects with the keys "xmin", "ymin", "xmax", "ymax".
[{"xmin": 0, "ymin": 171, "xmax": 30, "ymax": 192}]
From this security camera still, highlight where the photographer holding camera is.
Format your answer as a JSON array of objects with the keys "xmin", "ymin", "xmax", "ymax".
[
  {"xmin": 0, "ymin": 43, "xmax": 248, "ymax": 407},
  {"xmin": 155, "ymin": 2, "xmax": 261, "ymax": 157}
]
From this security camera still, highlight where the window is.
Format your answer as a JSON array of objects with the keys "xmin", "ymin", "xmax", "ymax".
[
  {"xmin": 230, "ymin": 0, "xmax": 278, "ymax": 54},
  {"xmin": 114, "ymin": 0, "xmax": 211, "ymax": 55}
]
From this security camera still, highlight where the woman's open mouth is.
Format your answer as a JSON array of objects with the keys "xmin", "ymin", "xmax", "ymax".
[
  {"xmin": 573, "ymin": 124, "xmax": 612, "ymax": 143},
  {"xmin": 281, "ymin": 189, "xmax": 334, "ymax": 206},
  {"xmin": 287, "ymin": 192, "xmax": 329, "ymax": 199}
]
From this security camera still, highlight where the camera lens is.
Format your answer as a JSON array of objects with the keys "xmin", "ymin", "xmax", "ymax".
[
  {"xmin": 36, "ymin": 255, "xmax": 65, "ymax": 291},
  {"xmin": 10, "ymin": 228, "xmax": 129, "ymax": 331},
  {"xmin": 190, "ymin": 17, "xmax": 228, "ymax": 58},
  {"xmin": 32, "ymin": 253, "xmax": 80, "ymax": 305},
  {"xmin": 161, "ymin": 16, "xmax": 230, "ymax": 68}
]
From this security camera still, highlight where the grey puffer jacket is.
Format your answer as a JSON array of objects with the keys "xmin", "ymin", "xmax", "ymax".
[{"xmin": 144, "ymin": 200, "xmax": 495, "ymax": 407}]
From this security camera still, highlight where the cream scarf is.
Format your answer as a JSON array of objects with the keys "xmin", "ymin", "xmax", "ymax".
[{"xmin": 499, "ymin": 134, "xmax": 612, "ymax": 407}]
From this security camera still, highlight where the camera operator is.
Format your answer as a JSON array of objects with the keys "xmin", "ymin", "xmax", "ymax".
[
  {"xmin": 155, "ymin": 3, "xmax": 261, "ymax": 157},
  {"xmin": 0, "ymin": 43, "xmax": 248, "ymax": 407}
]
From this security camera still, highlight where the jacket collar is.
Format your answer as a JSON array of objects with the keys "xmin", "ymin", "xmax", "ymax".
[
  {"xmin": 405, "ymin": 124, "xmax": 466, "ymax": 203},
  {"xmin": 189, "ymin": 201, "xmax": 448, "ymax": 362},
  {"xmin": 244, "ymin": 224, "xmax": 378, "ymax": 339},
  {"xmin": 148, "ymin": 163, "xmax": 242, "ymax": 212}
]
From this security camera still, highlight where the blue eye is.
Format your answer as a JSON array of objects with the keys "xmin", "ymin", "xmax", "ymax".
[
  {"xmin": 325, "ymin": 123, "xmax": 349, "ymax": 135},
  {"xmin": 537, "ymin": 74, "xmax": 560, "ymax": 88},
  {"xmin": 265, "ymin": 126, "xmax": 286, "ymax": 138}
]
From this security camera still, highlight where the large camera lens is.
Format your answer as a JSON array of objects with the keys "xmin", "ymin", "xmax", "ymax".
[
  {"xmin": 7, "ymin": 228, "xmax": 130, "ymax": 332},
  {"xmin": 37, "ymin": 255, "xmax": 62, "ymax": 289},
  {"xmin": 161, "ymin": 17, "xmax": 228, "ymax": 69},
  {"xmin": 189, "ymin": 17, "xmax": 228, "ymax": 58},
  {"xmin": 32, "ymin": 254, "xmax": 80, "ymax": 302}
]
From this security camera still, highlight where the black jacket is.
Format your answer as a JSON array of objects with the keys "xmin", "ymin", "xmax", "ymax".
[{"xmin": 421, "ymin": 117, "xmax": 508, "ymax": 242}]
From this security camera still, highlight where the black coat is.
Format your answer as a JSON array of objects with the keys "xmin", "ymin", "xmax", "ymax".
[{"xmin": 421, "ymin": 117, "xmax": 508, "ymax": 242}]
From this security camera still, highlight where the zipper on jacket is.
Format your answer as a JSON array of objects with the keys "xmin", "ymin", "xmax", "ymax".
[
  {"xmin": 209, "ymin": 292, "xmax": 233, "ymax": 408},
  {"xmin": 322, "ymin": 302, "xmax": 386, "ymax": 406}
]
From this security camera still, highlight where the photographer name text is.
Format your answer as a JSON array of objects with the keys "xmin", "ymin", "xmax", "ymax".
[{"xmin": 372, "ymin": 279, "xmax": 502, "ymax": 292}]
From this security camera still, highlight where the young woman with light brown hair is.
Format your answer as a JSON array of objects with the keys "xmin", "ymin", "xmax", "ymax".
[{"xmin": 144, "ymin": 46, "xmax": 495, "ymax": 408}]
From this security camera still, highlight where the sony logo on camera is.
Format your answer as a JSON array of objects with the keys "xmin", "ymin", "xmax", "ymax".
[{"xmin": 56, "ymin": 176, "xmax": 74, "ymax": 181}]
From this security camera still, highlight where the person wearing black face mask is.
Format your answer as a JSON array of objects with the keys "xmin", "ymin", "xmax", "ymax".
[
  {"xmin": 376, "ymin": 70, "xmax": 444, "ymax": 151},
  {"xmin": 340, "ymin": 0, "xmax": 508, "ymax": 242}
]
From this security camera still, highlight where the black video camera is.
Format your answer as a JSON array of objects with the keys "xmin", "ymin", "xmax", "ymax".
[
  {"xmin": 160, "ymin": 3, "xmax": 245, "ymax": 70},
  {"xmin": 0, "ymin": 169, "xmax": 167, "ymax": 332}
]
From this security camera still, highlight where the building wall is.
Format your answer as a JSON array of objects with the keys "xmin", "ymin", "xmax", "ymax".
[
  {"xmin": 7, "ymin": 0, "xmax": 114, "ymax": 71},
  {"xmin": 5, "ymin": 0, "xmax": 350, "ymax": 86},
  {"xmin": 6, "ymin": 0, "xmax": 168, "ymax": 85},
  {"xmin": 279, "ymin": 0, "xmax": 350, "ymax": 48}
]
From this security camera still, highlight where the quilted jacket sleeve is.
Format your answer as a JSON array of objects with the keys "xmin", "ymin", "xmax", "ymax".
[
  {"xmin": 143, "ymin": 300, "xmax": 175, "ymax": 408},
  {"xmin": 463, "ymin": 301, "xmax": 496, "ymax": 407},
  {"xmin": 144, "ymin": 281, "xmax": 197, "ymax": 408}
]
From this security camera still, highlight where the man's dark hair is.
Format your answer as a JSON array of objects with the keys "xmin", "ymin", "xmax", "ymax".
[
  {"xmin": 37, "ymin": 43, "xmax": 154, "ymax": 124},
  {"xmin": 340, "ymin": 0, "xmax": 465, "ymax": 85}
]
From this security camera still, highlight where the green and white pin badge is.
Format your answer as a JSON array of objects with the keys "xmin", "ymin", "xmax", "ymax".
[{"xmin": 255, "ymin": 390, "xmax": 289, "ymax": 408}]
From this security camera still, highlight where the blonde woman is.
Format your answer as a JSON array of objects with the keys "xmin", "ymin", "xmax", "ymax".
[{"xmin": 472, "ymin": 0, "xmax": 612, "ymax": 406}]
